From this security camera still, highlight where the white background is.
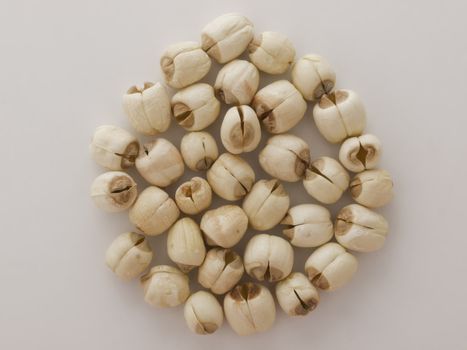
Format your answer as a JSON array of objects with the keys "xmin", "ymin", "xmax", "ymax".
[{"xmin": 1, "ymin": 0, "xmax": 467, "ymax": 349}]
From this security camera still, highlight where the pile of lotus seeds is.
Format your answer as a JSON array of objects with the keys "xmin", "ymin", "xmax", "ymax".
[{"xmin": 90, "ymin": 13, "xmax": 394, "ymax": 336}]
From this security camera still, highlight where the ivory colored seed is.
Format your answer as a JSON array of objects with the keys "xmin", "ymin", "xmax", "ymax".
[
  {"xmin": 313, "ymin": 89, "xmax": 366, "ymax": 143},
  {"xmin": 304, "ymin": 242, "xmax": 358, "ymax": 291},
  {"xmin": 220, "ymin": 105, "xmax": 261, "ymax": 154},
  {"xmin": 275, "ymin": 272, "xmax": 320, "ymax": 316},
  {"xmin": 200, "ymin": 205, "xmax": 248, "ymax": 248},
  {"xmin": 224, "ymin": 283, "xmax": 276, "ymax": 336},
  {"xmin": 214, "ymin": 60, "xmax": 260, "ymax": 105},
  {"xmin": 252, "ymin": 80, "xmax": 307, "ymax": 134},
  {"xmin": 167, "ymin": 217, "xmax": 206, "ymax": 272},
  {"xmin": 105, "ymin": 232, "xmax": 153, "ymax": 281},
  {"xmin": 244, "ymin": 234, "xmax": 294, "ymax": 282},
  {"xmin": 335, "ymin": 204, "xmax": 389, "ymax": 252},
  {"xmin": 122, "ymin": 82, "xmax": 171, "ymax": 136},
  {"xmin": 339, "ymin": 134, "xmax": 382, "ymax": 173},
  {"xmin": 129, "ymin": 186, "xmax": 180, "ymax": 236},
  {"xmin": 350, "ymin": 169, "xmax": 394, "ymax": 208},
  {"xmin": 140, "ymin": 265, "xmax": 190, "ymax": 307},
  {"xmin": 135, "ymin": 138, "xmax": 184, "ymax": 187},
  {"xmin": 303, "ymin": 156, "xmax": 350, "ymax": 204},
  {"xmin": 171, "ymin": 83, "xmax": 221, "ymax": 131},
  {"xmin": 180, "ymin": 131, "xmax": 219, "ymax": 171},
  {"xmin": 160, "ymin": 41, "xmax": 211, "ymax": 89},
  {"xmin": 281, "ymin": 204, "xmax": 333, "ymax": 248},
  {"xmin": 291, "ymin": 54, "xmax": 336, "ymax": 101},
  {"xmin": 91, "ymin": 171, "xmax": 137, "ymax": 212},
  {"xmin": 242, "ymin": 179, "xmax": 290, "ymax": 231},
  {"xmin": 90, "ymin": 125, "xmax": 139, "ymax": 170},
  {"xmin": 207, "ymin": 153, "xmax": 255, "ymax": 201},
  {"xmin": 184, "ymin": 291, "xmax": 223, "ymax": 335},
  {"xmin": 175, "ymin": 177, "xmax": 212, "ymax": 215},
  {"xmin": 248, "ymin": 31, "xmax": 295, "ymax": 74},
  {"xmin": 198, "ymin": 248, "xmax": 244, "ymax": 295},
  {"xmin": 201, "ymin": 13, "xmax": 254, "ymax": 64},
  {"xmin": 259, "ymin": 134, "xmax": 310, "ymax": 182}
]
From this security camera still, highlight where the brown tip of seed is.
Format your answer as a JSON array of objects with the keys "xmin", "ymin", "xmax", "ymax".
[
  {"xmin": 268, "ymin": 266, "xmax": 284, "ymax": 282},
  {"xmin": 224, "ymin": 250, "xmax": 242, "ymax": 268},
  {"xmin": 160, "ymin": 56, "xmax": 174, "ymax": 80},
  {"xmin": 335, "ymin": 207, "xmax": 354, "ymax": 236},
  {"xmin": 174, "ymin": 110, "xmax": 195, "ymax": 128},
  {"xmin": 282, "ymin": 228, "xmax": 295, "ymax": 241},
  {"xmin": 120, "ymin": 141, "xmax": 139, "ymax": 168},
  {"xmin": 215, "ymin": 88, "xmax": 226, "ymax": 103},
  {"xmin": 349, "ymin": 177, "xmax": 362, "ymax": 198},
  {"xmin": 196, "ymin": 322, "xmax": 218, "ymax": 335},
  {"xmin": 231, "ymin": 283, "xmax": 261, "ymax": 301},
  {"xmin": 319, "ymin": 90, "xmax": 349, "ymax": 108},
  {"xmin": 109, "ymin": 176, "xmax": 134, "ymax": 205},
  {"xmin": 195, "ymin": 157, "xmax": 214, "ymax": 171},
  {"xmin": 313, "ymin": 80, "xmax": 335, "ymax": 100},
  {"xmin": 280, "ymin": 214, "xmax": 293, "ymax": 226},
  {"xmin": 295, "ymin": 150, "xmax": 311, "ymax": 177},
  {"xmin": 306, "ymin": 266, "xmax": 320, "ymax": 281},
  {"xmin": 312, "ymin": 273, "xmax": 330, "ymax": 290},
  {"xmin": 294, "ymin": 297, "xmax": 319, "ymax": 315},
  {"xmin": 268, "ymin": 179, "xmax": 287, "ymax": 197}
]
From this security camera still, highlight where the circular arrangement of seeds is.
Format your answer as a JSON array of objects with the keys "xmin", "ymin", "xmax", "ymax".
[{"xmin": 90, "ymin": 13, "xmax": 394, "ymax": 336}]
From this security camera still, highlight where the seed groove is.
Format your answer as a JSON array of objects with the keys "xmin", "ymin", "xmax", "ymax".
[
  {"xmin": 111, "ymin": 185, "xmax": 132, "ymax": 194},
  {"xmin": 309, "ymin": 164, "xmax": 333, "ymax": 184},
  {"xmin": 356, "ymin": 141, "xmax": 369, "ymax": 166},
  {"xmin": 293, "ymin": 289, "xmax": 311, "ymax": 311}
]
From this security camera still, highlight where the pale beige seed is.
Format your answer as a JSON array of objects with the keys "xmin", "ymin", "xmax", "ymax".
[
  {"xmin": 275, "ymin": 272, "xmax": 320, "ymax": 316},
  {"xmin": 303, "ymin": 156, "xmax": 350, "ymax": 204},
  {"xmin": 244, "ymin": 234, "xmax": 294, "ymax": 282},
  {"xmin": 291, "ymin": 54, "xmax": 336, "ymax": 101},
  {"xmin": 175, "ymin": 177, "xmax": 212, "ymax": 215},
  {"xmin": 304, "ymin": 242, "xmax": 358, "ymax": 291},
  {"xmin": 259, "ymin": 134, "xmax": 310, "ymax": 182},
  {"xmin": 180, "ymin": 132, "xmax": 219, "ymax": 171},
  {"xmin": 91, "ymin": 171, "xmax": 137, "ymax": 212},
  {"xmin": 140, "ymin": 265, "xmax": 190, "ymax": 307},
  {"xmin": 335, "ymin": 204, "xmax": 389, "ymax": 252},
  {"xmin": 184, "ymin": 291, "xmax": 223, "ymax": 335},
  {"xmin": 105, "ymin": 232, "xmax": 153, "ymax": 281},
  {"xmin": 248, "ymin": 31, "xmax": 295, "ymax": 74},
  {"xmin": 350, "ymin": 169, "xmax": 394, "ymax": 208},
  {"xmin": 207, "ymin": 153, "xmax": 255, "ymax": 201},
  {"xmin": 224, "ymin": 283, "xmax": 276, "ymax": 336},
  {"xmin": 122, "ymin": 82, "xmax": 171, "ymax": 135},
  {"xmin": 160, "ymin": 41, "xmax": 211, "ymax": 89},
  {"xmin": 198, "ymin": 248, "xmax": 244, "ymax": 295},
  {"xmin": 171, "ymin": 83, "xmax": 221, "ymax": 131},
  {"xmin": 313, "ymin": 89, "xmax": 366, "ymax": 143},
  {"xmin": 220, "ymin": 105, "xmax": 261, "ymax": 154},
  {"xmin": 214, "ymin": 60, "xmax": 259, "ymax": 105},
  {"xmin": 242, "ymin": 179, "xmax": 290, "ymax": 231},
  {"xmin": 201, "ymin": 13, "xmax": 254, "ymax": 64},
  {"xmin": 252, "ymin": 80, "xmax": 307, "ymax": 134},
  {"xmin": 167, "ymin": 218, "xmax": 206, "ymax": 272},
  {"xmin": 129, "ymin": 186, "xmax": 180, "ymax": 236},
  {"xmin": 200, "ymin": 205, "xmax": 248, "ymax": 248},
  {"xmin": 135, "ymin": 138, "xmax": 184, "ymax": 187},
  {"xmin": 339, "ymin": 134, "xmax": 382, "ymax": 173},
  {"xmin": 281, "ymin": 204, "xmax": 333, "ymax": 248},
  {"xmin": 90, "ymin": 125, "xmax": 139, "ymax": 170}
]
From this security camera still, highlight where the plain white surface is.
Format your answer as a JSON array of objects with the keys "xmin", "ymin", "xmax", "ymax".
[{"xmin": 1, "ymin": 0, "xmax": 467, "ymax": 349}]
